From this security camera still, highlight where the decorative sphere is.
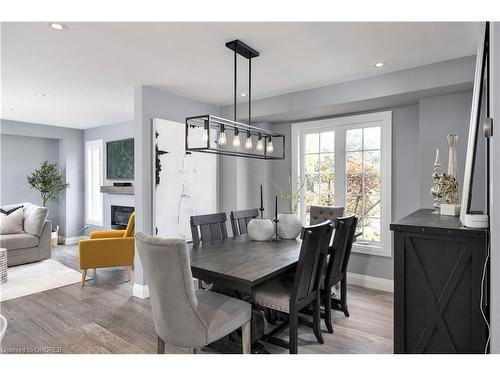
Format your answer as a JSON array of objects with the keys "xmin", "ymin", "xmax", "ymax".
[
  {"xmin": 247, "ymin": 218, "xmax": 274, "ymax": 241},
  {"xmin": 277, "ymin": 213, "xmax": 303, "ymax": 240}
]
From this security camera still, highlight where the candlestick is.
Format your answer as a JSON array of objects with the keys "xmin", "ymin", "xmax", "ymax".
[
  {"xmin": 272, "ymin": 195, "xmax": 281, "ymax": 242},
  {"xmin": 259, "ymin": 185, "xmax": 264, "ymax": 219}
]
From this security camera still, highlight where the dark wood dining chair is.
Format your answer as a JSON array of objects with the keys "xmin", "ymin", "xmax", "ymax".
[
  {"xmin": 190, "ymin": 212, "xmax": 228, "ymax": 247},
  {"xmin": 322, "ymin": 215, "xmax": 358, "ymax": 333},
  {"xmin": 230, "ymin": 208, "xmax": 259, "ymax": 236},
  {"xmin": 253, "ymin": 220, "xmax": 333, "ymax": 354}
]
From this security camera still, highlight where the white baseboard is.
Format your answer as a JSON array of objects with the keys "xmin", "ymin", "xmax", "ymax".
[
  {"xmin": 133, "ymin": 283, "xmax": 149, "ymax": 299},
  {"xmin": 60, "ymin": 236, "xmax": 89, "ymax": 245},
  {"xmin": 347, "ymin": 272, "xmax": 394, "ymax": 293}
]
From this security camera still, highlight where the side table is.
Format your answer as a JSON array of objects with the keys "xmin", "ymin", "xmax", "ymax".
[{"xmin": 0, "ymin": 248, "xmax": 7, "ymax": 285}]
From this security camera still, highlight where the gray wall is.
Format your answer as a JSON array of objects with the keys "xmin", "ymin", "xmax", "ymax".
[
  {"xmin": 490, "ymin": 21, "xmax": 500, "ymax": 354},
  {"xmin": 133, "ymin": 86, "xmax": 219, "ymax": 288},
  {"xmin": 0, "ymin": 134, "xmax": 60, "ymax": 225},
  {"xmin": 84, "ymin": 120, "xmax": 135, "ymax": 230},
  {"xmin": 0, "ymin": 119, "xmax": 84, "ymax": 238}
]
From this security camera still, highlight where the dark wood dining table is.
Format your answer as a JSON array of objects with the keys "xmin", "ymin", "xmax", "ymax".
[{"xmin": 188, "ymin": 234, "xmax": 302, "ymax": 295}]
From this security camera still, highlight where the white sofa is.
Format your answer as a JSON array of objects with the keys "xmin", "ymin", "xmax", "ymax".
[{"xmin": 0, "ymin": 203, "xmax": 51, "ymax": 267}]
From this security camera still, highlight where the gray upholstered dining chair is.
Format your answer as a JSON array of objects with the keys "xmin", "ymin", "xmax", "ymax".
[
  {"xmin": 309, "ymin": 205, "xmax": 344, "ymax": 226},
  {"xmin": 0, "ymin": 314, "xmax": 7, "ymax": 344},
  {"xmin": 135, "ymin": 232, "xmax": 252, "ymax": 354}
]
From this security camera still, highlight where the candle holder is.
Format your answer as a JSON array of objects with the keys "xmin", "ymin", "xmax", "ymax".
[{"xmin": 272, "ymin": 217, "xmax": 281, "ymax": 242}]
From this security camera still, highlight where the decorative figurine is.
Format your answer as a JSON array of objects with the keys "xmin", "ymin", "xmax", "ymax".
[{"xmin": 430, "ymin": 149, "xmax": 444, "ymax": 213}]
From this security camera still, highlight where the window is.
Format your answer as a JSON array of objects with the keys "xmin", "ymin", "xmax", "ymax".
[
  {"xmin": 292, "ymin": 111, "xmax": 392, "ymax": 257},
  {"xmin": 85, "ymin": 139, "xmax": 103, "ymax": 226}
]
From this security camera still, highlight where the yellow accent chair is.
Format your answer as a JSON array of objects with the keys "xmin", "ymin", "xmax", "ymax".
[{"xmin": 78, "ymin": 212, "xmax": 135, "ymax": 286}]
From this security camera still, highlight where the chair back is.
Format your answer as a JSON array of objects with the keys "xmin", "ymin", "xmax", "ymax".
[
  {"xmin": 124, "ymin": 212, "xmax": 135, "ymax": 237},
  {"xmin": 230, "ymin": 208, "xmax": 259, "ymax": 236},
  {"xmin": 309, "ymin": 206, "xmax": 344, "ymax": 226},
  {"xmin": 135, "ymin": 232, "xmax": 208, "ymax": 348},
  {"xmin": 326, "ymin": 215, "xmax": 358, "ymax": 284},
  {"xmin": 190, "ymin": 212, "xmax": 228, "ymax": 246},
  {"xmin": 291, "ymin": 220, "xmax": 333, "ymax": 304}
]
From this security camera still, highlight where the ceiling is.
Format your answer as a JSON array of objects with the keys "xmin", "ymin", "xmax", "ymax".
[{"xmin": 1, "ymin": 22, "xmax": 479, "ymax": 129}]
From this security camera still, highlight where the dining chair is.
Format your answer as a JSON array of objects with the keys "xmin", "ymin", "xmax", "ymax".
[
  {"xmin": 230, "ymin": 208, "xmax": 259, "ymax": 236},
  {"xmin": 252, "ymin": 220, "xmax": 333, "ymax": 354},
  {"xmin": 135, "ymin": 232, "xmax": 252, "ymax": 354},
  {"xmin": 0, "ymin": 314, "xmax": 7, "ymax": 344},
  {"xmin": 309, "ymin": 205, "xmax": 344, "ymax": 226},
  {"xmin": 190, "ymin": 212, "xmax": 228, "ymax": 247},
  {"xmin": 322, "ymin": 215, "xmax": 358, "ymax": 333}
]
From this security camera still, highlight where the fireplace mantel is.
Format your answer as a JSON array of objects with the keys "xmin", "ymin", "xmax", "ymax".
[{"xmin": 100, "ymin": 185, "xmax": 134, "ymax": 195}]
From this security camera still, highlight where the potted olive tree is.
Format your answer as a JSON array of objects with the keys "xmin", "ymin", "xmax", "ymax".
[{"xmin": 27, "ymin": 161, "xmax": 69, "ymax": 245}]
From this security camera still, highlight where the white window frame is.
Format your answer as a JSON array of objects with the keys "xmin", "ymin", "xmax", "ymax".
[
  {"xmin": 291, "ymin": 111, "xmax": 392, "ymax": 257},
  {"xmin": 85, "ymin": 139, "xmax": 104, "ymax": 226}
]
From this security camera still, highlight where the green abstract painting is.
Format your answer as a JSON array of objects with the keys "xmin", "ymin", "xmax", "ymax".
[{"xmin": 106, "ymin": 138, "xmax": 134, "ymax": 179}]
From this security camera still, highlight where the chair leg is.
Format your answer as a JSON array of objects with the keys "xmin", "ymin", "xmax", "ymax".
[
  {"xmin": 313, "ymin": 293, "xmax": 324, "ymax": 344},
  {"xmin": 324, "ymin": 288, "xmax": 334, "ymax": 334},
  {"xmin": 127, "ymin": 265, "xmax": 132, "ymax": 281},
  {"xmin": 81, "ymin": 269, "xmax": 87, "ymax": 286},
  {"xmin": 241, "ymin": 320, "xmax": 251, "ymax": 354},
  {"xmin": 191, "ymin": 347, "xmax": 200, "ymax": 354},
  {"xmin": 198, "ymin": 279, "xmax": 203, "ymax": 290},
  {"xmin": 340, "ymin": 277, "xmax": 349, "ymax": 317},
  {"xmin": 289, "ymin": 310, "xmax": 298, "ymax": 354},
  {"xmin": 157, "ymin": 335, "xmax": 165, "ymax": 354}
]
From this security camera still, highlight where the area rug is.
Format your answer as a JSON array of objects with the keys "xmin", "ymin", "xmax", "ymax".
[{"xmin": 0, "ymin": 259, "xmax": 81, "ymax": 302}]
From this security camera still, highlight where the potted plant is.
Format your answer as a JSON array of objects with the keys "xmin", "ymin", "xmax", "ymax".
[
  {"xmin": 27, "ymin": 161, "xmax": 69, "ymax": 244},
  {"xmin": 273, "ymin": 176, "xmax": 305, "ymax": 240}
]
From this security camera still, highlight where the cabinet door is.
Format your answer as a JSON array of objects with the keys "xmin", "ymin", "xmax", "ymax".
[{"xmin": 396, "ymin": 232, "xmax": 487, "ymax": 353}]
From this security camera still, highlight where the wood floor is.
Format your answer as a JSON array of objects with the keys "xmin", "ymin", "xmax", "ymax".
[{"xmin": 0, "ymin": 245, "xmax": 393, "ymax": 354}]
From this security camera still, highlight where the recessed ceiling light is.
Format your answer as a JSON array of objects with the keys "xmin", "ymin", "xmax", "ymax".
[
  {"xmin": 373, "ymin": 62, "xmax": 386, "ymax": 68},
  {"xmin": 240, "ymin": 92, "xmax": 247, "ymax": 97},
  {"xmin": 49, "ymin": 23, "xmax": 68, "ymax": 31},
  {"xmin": 33, "ymin": 92, "xmax": 46, "ymax": 97}
]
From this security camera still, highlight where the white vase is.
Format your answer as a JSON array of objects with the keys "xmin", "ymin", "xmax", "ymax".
[
  {"xmin": 247, "ymin": 218, "xmax": 274, "ymax": 241},
  {"xmin": 277, "ymin": 213, "xmax": 302, "ymax": 240}
]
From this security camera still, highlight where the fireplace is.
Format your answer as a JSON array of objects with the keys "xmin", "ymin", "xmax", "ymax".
[{"xmin": 111, "ymin": 205, "xmax": 134, "ymax": 229}]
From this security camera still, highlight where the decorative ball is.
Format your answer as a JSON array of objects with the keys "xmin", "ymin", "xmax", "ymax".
[
  {"xmin": 277, "ymin": 213, "xmax": 303, "ymax": 240},
  {"xmin": 247, "ymin": 218, "xmax": 274, "ymax": 241}
]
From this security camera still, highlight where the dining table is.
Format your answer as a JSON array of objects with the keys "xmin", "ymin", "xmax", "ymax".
[{"xmin": 188, "ymin": 234, "xmax": 302, "ymax": 295}]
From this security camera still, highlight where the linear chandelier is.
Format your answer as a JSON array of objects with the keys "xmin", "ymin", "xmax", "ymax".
[{"xmin": 185, "ymin": 39, "xmax": 285, "ymax": 160}]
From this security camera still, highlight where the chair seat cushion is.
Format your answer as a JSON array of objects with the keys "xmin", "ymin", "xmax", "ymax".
[
  {"xmin": 252, "ymin": 273, "xmax": 294, "ymax": 313},
  {"xmin": 0, "ymin": 233, "xmax": 39, "ymax": 250},
  {"xmin": 196, "ymin": 290, "xmax": 252, "ymax": 344}
]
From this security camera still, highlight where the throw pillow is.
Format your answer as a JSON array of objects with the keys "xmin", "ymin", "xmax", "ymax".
[
  {"xmin": 0, "ymin": 206, "xmax": 24, "ymax": 235},
  {"xmin": 23, "ymin": 203, "xmax": 49, "ymax": 237}
]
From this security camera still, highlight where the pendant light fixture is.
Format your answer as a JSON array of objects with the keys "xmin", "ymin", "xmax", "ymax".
[{"xmin": 185, "ymin": 39, "xmax": 285, "ymax": 160}]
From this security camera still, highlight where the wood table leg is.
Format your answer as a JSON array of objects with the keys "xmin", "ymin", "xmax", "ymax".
[{"xmin": 242, "ymin": 320, "xmax": 251, "ymax": 354}]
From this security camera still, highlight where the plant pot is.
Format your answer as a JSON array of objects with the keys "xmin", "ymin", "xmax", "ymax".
[
  {"xmin": 277, "ymin": 213, "xmax": 302, "ymax": 240},
  {"xmin": 247, "ymin": 218, "xmax": 274, "ymax": 242}
]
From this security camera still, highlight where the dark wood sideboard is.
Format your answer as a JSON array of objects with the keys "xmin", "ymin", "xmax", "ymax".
[{"xmin": 390, "ymin": 209, "xmax": 489, "ymax": 353}]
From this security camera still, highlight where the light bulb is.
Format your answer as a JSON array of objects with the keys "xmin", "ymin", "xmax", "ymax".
[
  {"xmin": 202, "ymin": 128, "xmax": 209, "ymax": 142},
  {"xmin": 245, "ymin": 130, "xmax": 253, "ymax": 150},
  {"xmin": 266, "ymin": 136, "xmax": 274, "ymax": 153},
  {"xmin": 256, "ymin": 134, "xmax": 264, "ymax": 151},
  {"xmin": 218, "ymin": 130, "xmax": 227, "ymax": 145},
  {"xmin": 232, "ymin": 132, "xmax": 241, "ymax": 148}
]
